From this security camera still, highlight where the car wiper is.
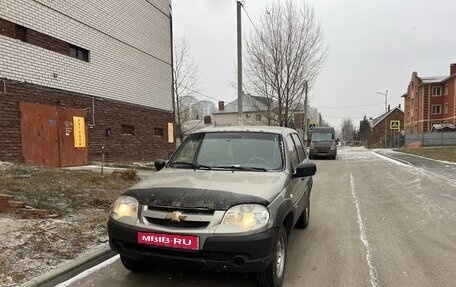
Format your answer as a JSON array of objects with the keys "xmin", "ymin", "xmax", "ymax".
[
  {"xmin": 213, "ymin": 165, "xmax": 267, "ymax": 172},
  {"xmin": 170, "ymin": 162, "xmax": 211, "ymax": 169}
]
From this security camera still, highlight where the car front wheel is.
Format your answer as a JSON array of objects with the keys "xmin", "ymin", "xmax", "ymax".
[{"xmin": 257, "ymin": 226, "xmax": 287, "ymax": 287}]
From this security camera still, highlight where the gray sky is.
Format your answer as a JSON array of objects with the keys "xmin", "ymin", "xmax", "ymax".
[{"xmin": 173, "ymin": 0, "xmax": 456, "ymax": 128}]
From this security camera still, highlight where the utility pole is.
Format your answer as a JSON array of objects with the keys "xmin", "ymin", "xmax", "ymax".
[
  {"xmin": 236, "ymin": 1, "xmax": 243, "ymax": 126},
  {"xmin": 376, "ymin": 90, "xmax": 388, "ymax": 148},
  {"xmin": 303, "ymin": 81, "xmax": 308, "ymax": 145}
]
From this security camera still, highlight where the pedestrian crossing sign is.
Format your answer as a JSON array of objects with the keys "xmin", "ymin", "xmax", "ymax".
[
  {"xmin": 390, "ymin": 120, "xmax": 400, "ymax": 130},
  {"xmin": 308, "ymin": 123, "xmax": 317, "ymax": 130}
]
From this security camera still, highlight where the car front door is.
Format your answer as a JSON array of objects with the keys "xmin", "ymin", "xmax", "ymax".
[{"xmin": 284, "ymin": 133, "xmax": 307, "ymax": 216}]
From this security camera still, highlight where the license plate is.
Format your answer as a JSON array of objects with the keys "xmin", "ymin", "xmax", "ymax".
[{"xmin": 138, "ymin": 232, "xmax": 199, "ymax": 250}]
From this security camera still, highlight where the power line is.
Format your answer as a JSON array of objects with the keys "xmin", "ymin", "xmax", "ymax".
[
  {"xmin": 185, "ymin": 88, "xmax": 225, "ymax": 102},
  {"xmin": 241, "ymin": 3, "xmax": 261, "ymax": 36},
  {"xmin": 317, "ymin": 102, "xmax": 384, "ymax": 109}
]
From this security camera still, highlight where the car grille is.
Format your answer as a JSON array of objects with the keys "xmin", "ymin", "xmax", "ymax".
[
  {"xmin": 143, "ymin": 206, "xmax": 215, "ymax": 229},
  {"xmin": 145, "ymin": 217, "xmax": 210, "ymax": 228},
  {"xmin": 316, "ymin": 147, "xmax": 330, "ymax": 152},
  {"xmin": 148, "ymin": 205, "xmax": 215, "ymax": 215}
]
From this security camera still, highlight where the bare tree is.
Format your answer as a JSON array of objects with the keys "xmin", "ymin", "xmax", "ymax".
[
  {"xmin": 341, "ymin": 118, "xmax": 354, "ymax": 142},
  {"xmin": 244, "ymin": 0, "xmax": 328, "ymax": 127},
  {"xmin": 173, "ymin": 36, "xmax": 200, "ymax": 141}
]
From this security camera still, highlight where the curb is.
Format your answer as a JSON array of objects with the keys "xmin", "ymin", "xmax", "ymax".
[
  {"xmin": 89, "ymin": 161, "xmax": 156, "ymax": 171},
  {"xmin": 374, "ymin": 150, "xmax": 411, "ymax": 166},
  {"xmin": 21, "ymin": 244, "xmax": 117, "ymax": 287}
]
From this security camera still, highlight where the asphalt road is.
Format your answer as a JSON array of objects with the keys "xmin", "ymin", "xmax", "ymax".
[{"xmin": 60, "ymin": 147, "xmax": 456, "ymax": 287}]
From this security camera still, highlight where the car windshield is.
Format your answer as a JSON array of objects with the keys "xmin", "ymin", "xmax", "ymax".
[
  {"xmin": 311, "ymin": 133, "xmax": 333, "ymax": 141},
  {"xmin": 169, "ymin": 132, "xmax": 283, "ymax": 171}
]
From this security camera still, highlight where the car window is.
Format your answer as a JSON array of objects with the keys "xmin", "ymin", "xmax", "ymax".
[
  {"xmin": 291, "ymin": 133, "xmax": 306, "ymax": 162},
  {"xmin": 311, "ymin": 132, "xmax": 333, "ymax": 141},
  {"xmin": 285, "ymin": 134, "xmax": 300, "ymax": 172},
  {"xmin": 170, "ymin": 132, "xmax": 284, "ymax": 170},
  {"xmin": 169, "ymin": 134, "xmax": 203, "ymax": 164}
]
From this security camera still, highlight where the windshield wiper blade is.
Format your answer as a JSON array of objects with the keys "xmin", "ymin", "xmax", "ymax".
[
  {"xmin": 170, "ymin": 162, "xmax": 211, "ymax": 169},
  {"xmin": 213, "ymin": 165, "xmax": 267, "ymax": 172}
]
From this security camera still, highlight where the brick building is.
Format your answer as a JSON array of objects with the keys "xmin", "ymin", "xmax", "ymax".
[
  {"xmin": 403, "ymin": 64, "xmax": 456, "ymax": 133},
  {"xmin": 0, "ymin": 0, "xmax": 175, "ymax": 166},
  {"xmin": 371, "ymin": 106, "xmax": 404, "ymax": 148}
]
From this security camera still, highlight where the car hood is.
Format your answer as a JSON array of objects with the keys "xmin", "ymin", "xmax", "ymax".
[{"xmin": 124, "ymin": 168, "xmax": 289, "ymax": 210}]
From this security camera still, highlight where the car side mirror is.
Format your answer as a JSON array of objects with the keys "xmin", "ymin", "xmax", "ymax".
[
  {"xmin": 294, "ymin": 162, "xmax": 317, "ymax": 178},
  {"xmin": 154, "ymin": 159, "xmax": 166, "ymax": 171}
]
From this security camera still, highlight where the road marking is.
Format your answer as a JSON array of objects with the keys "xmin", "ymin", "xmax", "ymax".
[
  {"xmin": 345, "ymin": 149, "xmax": 379, "ymax": 287},
  {"xmin": 350, "ymin": 174, "xmax": 379, "ymax": 287}
]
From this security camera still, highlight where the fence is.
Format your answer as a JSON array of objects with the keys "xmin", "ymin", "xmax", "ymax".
[{"xmin": 404, "ymin": 132, "xmax": 456, "ymax": 147}]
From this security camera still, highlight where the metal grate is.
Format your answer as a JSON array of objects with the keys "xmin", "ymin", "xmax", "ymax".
[
  {"xmin": 147, "ymin": 206, "xmax": 215, "ymax": 215},
  {"xmin": 145, "ymin": 217, "xmax": 209, "ymax": 229}
]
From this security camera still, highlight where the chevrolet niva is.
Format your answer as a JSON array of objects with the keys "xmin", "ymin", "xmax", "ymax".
[{"xmin": 108, "ymin": 126, "xmax": 316, "ymax": 287}]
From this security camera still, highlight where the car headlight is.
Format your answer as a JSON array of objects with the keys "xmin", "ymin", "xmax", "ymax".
[
  {"xmin": 222, "ymin": 204, "xmax": 269, "ymax": 230},
  {"xmin": 112, "ymin": 196, "xmax": 139, "ymax": 220}
]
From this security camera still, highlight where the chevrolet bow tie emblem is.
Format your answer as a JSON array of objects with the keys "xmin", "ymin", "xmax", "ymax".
[{"xmin": 166, "ymin": 211, "xmax": 186, "ymax": 222}]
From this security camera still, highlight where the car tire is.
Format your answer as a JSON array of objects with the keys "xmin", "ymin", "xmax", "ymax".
[
  {"xmin": 120, "ymin": 255, "xmax": 150, "ymax": 273},
  {"xmin": 257, "ymin": 226, "xmax": 287, "ymax": 287},
  {"xmin": 295, "ymin": 195, "xmax": 310, "ymax": 229}
]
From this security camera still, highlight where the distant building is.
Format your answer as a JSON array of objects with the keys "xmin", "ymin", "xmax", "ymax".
[
  {"xmin": 194, "ymin": 100, "xmax": 216, "ymax": 119},
  {"xmin": 212, "ymin": 95, "xmax": 272, "ymax": 126},
  {"xmin": 371, "ymin": 106, "xmax": 404, "ymax": 147},
  {"xmin": 293, "ymin": 107, "xmax": 321, "ymax": 131},
  {"xmin": 403, "ymin": 63, "xmax": 456, "ymax": 133},
  {"xmin": 0, "ymin": 1, "xmax": 174, "ymax": 166}
]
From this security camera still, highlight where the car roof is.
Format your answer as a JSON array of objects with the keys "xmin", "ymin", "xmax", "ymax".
[{"xmin": 194, "ymin": 125, "xmax": 296, "ymax": 135}]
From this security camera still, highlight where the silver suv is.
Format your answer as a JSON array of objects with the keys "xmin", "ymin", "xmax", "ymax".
[{"xmin": 108, "ymin": 126, "xmax": 316, "ymax": 287}]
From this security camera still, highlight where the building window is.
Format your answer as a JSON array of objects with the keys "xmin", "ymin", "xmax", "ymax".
[
  {"xmin": 70, "ymin": 44, "xmax": 89, "ymax": 62},
  {"xmin": 432, "ymin": 86, "xmax": 441, "ymax": 96},
  {"xmin": 15, "ymin": 24, "xmax": 27, "ymax": 41},
  {"xmin": 444, "ymin": 84, "xmax": 449, "ymax": 95},
  {"xmin": 444, "ymin": 103, "xmax": 448, "ymax": 114},
  {"xmin": 121, "ymin": 124, "xmax": 135, "ymax": 135},
  {"xmin": 255, "ymin": 114, "xmax": 262, "ymax": 122},
  {"xmin": 431, "ymin": 105, "xmax": 441, "ymax": 114},
  {"xmin": 154, "ymin": 128, "xmax": 164, "ymax": 137}
]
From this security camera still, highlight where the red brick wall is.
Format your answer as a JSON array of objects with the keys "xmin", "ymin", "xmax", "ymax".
[
  {"xmin": 0, "ymin": 79, "xmax": 175, "ymax": 164},
  {"xmin": 372, "ymin": 108, "xmax": 404, "ymax": 147}
]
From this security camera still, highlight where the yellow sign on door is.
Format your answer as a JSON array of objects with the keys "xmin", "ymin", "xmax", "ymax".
[{"xmin": 73, "ymin": 116, "xmax": 86, "ymax": 147}]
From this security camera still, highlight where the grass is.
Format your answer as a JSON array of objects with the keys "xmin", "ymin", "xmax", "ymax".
[
  {"xmin": 397, "ymin": 146, "xmax": 456, "ymax": 163},
  {"xmin": 0, "ymin": 164, "xmax": 139, "ymax": 216},
  {"xmin": 0, "ymin": 163, "xmax": 141, "ymax": 286}
]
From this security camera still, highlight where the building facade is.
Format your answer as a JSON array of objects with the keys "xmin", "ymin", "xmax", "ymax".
[
  {"xmin": 403, "ymin": 64, "xmax": 456, "ymax": 133},
  {"xmin": 371, "ymin": 106, "xmax": 404, "ymax": 148},
  {"xmin": 212, "ymin": 95, "xmax": 271, "ymax": 126},
  {"xmin": 0, "ymin": 0, "xmax": 174, "ymax": 166}
]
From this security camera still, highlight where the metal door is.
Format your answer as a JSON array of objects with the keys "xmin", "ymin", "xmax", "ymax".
[
  {"xmin": 57, "ymin": 108, "xmax": 89, "ymax": 167},
  {"xmin": 19, "ymin": 102, "xmax": 59, "ymax": 166},
  {"xmin": 19, "ymin": 102, "xmax": 89, "ymax": 167}
]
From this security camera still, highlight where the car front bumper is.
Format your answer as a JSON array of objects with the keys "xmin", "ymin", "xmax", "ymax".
[
  {"xmin": 108, "ymin": 218, "xmax": 277, "ymax": 273},
  {"xmin": 309, "ymin": 148, "xmax": 337, "ymax": 158}
]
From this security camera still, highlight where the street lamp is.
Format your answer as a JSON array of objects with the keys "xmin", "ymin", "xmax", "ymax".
[{"xmin": 376, "ymin": 90, "xmax": 388, "ymax": 147}]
